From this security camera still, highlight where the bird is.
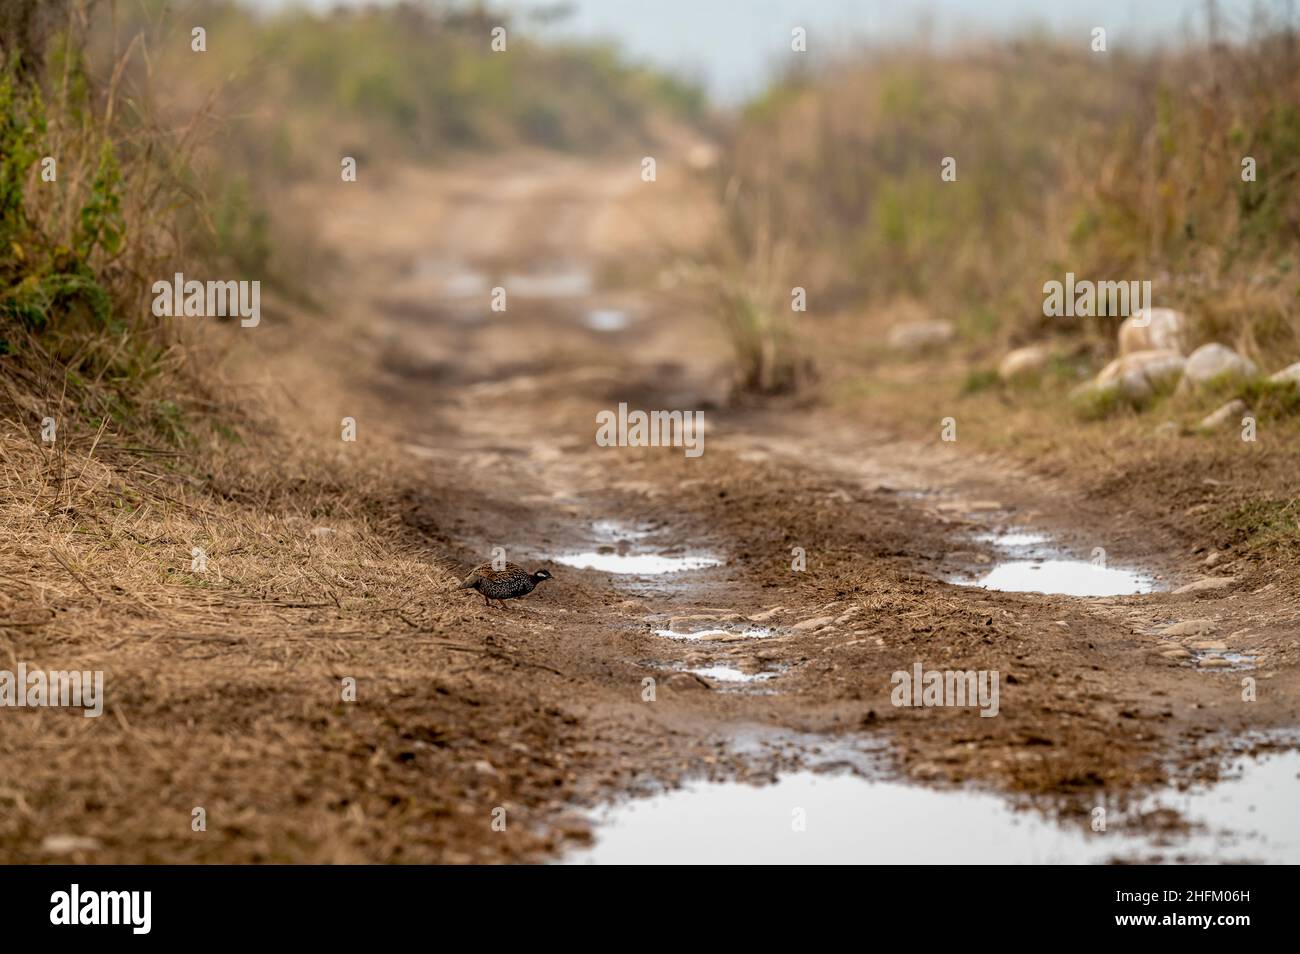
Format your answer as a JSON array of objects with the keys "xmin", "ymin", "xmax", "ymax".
[{"xmin": 457, "ymin": 562, "xmax": 553, "ymax": 608}]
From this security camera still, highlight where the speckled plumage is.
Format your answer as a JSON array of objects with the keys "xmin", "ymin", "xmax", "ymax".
[{"xmin": 457, "ymin": 562, "xmax": 552, "ymax": 607}]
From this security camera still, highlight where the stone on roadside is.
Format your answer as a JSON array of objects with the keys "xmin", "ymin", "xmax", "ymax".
[
  {"xmin": 664, "ymin": 672, "xmax": 711, "ymax": 691},
  {"xmin": 40, "ymin": 834, "xmax": 102, "ymax": 855},
  {"xmin": 888, "ymin": 320, "xmax": 954, "ymax": 354},
  {"xmin": 1181, "ymin": 343, "xmax": 1258, "ymax": 387},
  {"xmin": 1161, "ymin": 618, "xmax": 1217, "ymax": 637},
  {"xmin": 1173, "ymin": 577, "xmax": 1235, "ymax": 595},
  {"xmin": 998, "ymin": 345, "xmax": 1050, "ymax": 383},
  {"xmin": 1118, "ymin": 308, "xmax": 1191, "ymax": 356},
  {"xmin": 791, "ymin": 615, "xmax": 834, "ymax": 632},
  {"xmin": 1096, "ymin": 349, "xmax": 1186, "ymax": 403},
  {"xmin": 748, "ymin": 606, "xmax": 785, "ymax": 623},
  {"xmin": 1199, "ymin": 399, "xmax": 1249, "ymax": 430},
  {"xmin": 1269, "ymin": 361, "xmax": 1300, "ymax": 386}
]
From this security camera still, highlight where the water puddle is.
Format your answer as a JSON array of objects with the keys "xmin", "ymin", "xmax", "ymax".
[
  {"xmin": 565, "ymin": 745, "xmax": 1300, "ymax": 864},
  {"xmin": 591, "ymin": 519, "xmax": 657, "ymax": 541},
  {"xmin": 653, "ymin": 626, "xmax": 773, "ymax": 641},
  {"xmin": 685, "ymin": 665, "xmax": 778, "ymax": 684},
  {"xmin": 973, "ymin": 530, "xmax": 1051, "ymax": 550},
  {"xmin": 968, "ymin": 560, "xmax": 1155, "ymax": 597},
  {"xmin": 951, "ymin": 527, "xmax": 1156, "ymax": 596},
  {"xmin": 1193, "ymin": 650, "xmax": 1256, "ymax": 671},
  {"xmin": 584, "ymin": 308, "xmax": 630, "ymax": 332},
  {"xmin": 555, "ymin": 552, "xmax": 722, "ymax": 575}
]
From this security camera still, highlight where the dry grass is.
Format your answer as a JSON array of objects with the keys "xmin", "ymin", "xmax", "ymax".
[
  {"xmin": 715, "ymin": 9, "xmax": 1300, "ymax": 388},
  {"xmin": 0, "ymin": 355, "xmax": 591, "ymax": 861}
]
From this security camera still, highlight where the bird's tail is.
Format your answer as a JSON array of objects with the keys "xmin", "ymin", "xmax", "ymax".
[{"xmin": 456, "ymin": 574, "xmax": 478, "ymax": 590}]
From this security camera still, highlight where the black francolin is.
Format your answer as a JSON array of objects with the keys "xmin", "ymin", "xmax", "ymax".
[{"xmin": 457, "ymin": 562, "xmax": 553, "ymax": 608}]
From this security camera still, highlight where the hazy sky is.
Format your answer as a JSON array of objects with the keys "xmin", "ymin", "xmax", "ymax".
[{"xmin": 251, "ymin": 1, "xmax": 1239, "ymax": 101}]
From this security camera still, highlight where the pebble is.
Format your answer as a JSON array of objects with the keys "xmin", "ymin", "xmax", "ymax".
[
  {"xmin": 41, "ymin": 835, "xmax": 102, "ymax": 855},
  {"xmin": 791, "ymin": 616, "xmax": 835, "ymax": 632},
  {"xmin": 1173, "ymin": 577, "xmax": 1235, "ymax": 595},
  {"xmin": 1162, "ymin": 618, "xmax": 1217, "ymax": 636}
]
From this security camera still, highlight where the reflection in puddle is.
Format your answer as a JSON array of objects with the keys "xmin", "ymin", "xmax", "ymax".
[
  {"xmin": 974, "ymin": 530, "xmax": 1051, "ymax": 549},
  {"xmin": 964, "ymin": 560, "xmax": 1154, "ymax": 597},
  {"xmin": 584, "ymin": 309, "xmax": 630, "ymax": 332},
  {"xmin": 654, "ymin": 627, "xmax": 772, "ymax": 641},
  {"xmin": 565, "ymin": 748, "xmax": 1300, "ymax": 864},
  {"xmin": 591, "ymin": 519, "xmax": 656, "ymax": 541},
  {"xmin": 555, "ymin": 552, "xmax": 721, "ymax": 574},
  {"xmin": 686, "ymin": 665, "xmax": 777, "ymax": 684},
  {"xmin": 1193, "ymin": 650, "xmax": 1256, "ymax": 671}
]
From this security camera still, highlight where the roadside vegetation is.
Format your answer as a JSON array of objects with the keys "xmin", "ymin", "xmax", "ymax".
[
  {"xmin": 711, "ymin": 5, "xmax": 1300, "ymax": 557},
  {"xmin": 713, "ymin": 8, "xmax": 1300, "ymax": 398}
]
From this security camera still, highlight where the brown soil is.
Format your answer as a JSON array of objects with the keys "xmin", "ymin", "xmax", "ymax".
[{"xmin": 5, "ymin": 147, "xmax": 1298, "ymax": 863}]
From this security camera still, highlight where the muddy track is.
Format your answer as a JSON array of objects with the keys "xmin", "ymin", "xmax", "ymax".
[{"xmin": 294, "ymin": 152, "xmax": 1300, "ymax": 861}]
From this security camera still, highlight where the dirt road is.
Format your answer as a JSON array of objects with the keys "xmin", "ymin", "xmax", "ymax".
[{"xmin": 265, "ymin": 146, "xmax": 1300, "ymax": 861}]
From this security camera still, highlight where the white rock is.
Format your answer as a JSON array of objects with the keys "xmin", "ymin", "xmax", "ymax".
[
  {"xmin": 1119, "ymin": 308, "xmax": 1191, "ymax": 356},
  {"xmin": 1162, "ymin": 618, "xmax": 1217, "ymax": 637},
  {"xmin": 888, "ymin": 320, "xmax": 954, "ymax": 354},
  {"xmin": 1268, "ymin": 361, "xmax": 1300, "ymax": 386},
  {"xmin": 1182, "ymin": 343, "xmax": 1258, "ymax": 386},
  {"xmin": 998, "ymin": 345, "xmax": 1050, "ymax": 383},
  {"xmin": 1173, "ymin": 577, "xmax": 1235, "ymax": 595},
  {"xmin": 1070, "ymin": 378, "xmax": 1120, "ymax": 406},
  {"xmin": 40, "ymin": 834, "xmax": 101, "ymax": 855},
  {"xmin": 791, "ymin": 615, "xmax": 835, "ymax": 632},
  {"xmin": 1097, "ymin": 349, "xmax": 1186, "ymax": 402},
  {"xmin": 1199, "ymin": 399, "xmax": 1249, "ymax": 430}
]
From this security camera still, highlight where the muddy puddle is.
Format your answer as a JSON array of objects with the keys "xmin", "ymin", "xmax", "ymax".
[
  {"xmin": 565, "ymin": 741, "xmax": 1300, "ymax": 864},
  {"xmin": 557, "ymin": 520, "xmax": 721, "ymax": 575},
  {"xmin": 556, "ymin": 552, "xmax": 722, "ymax": 574},
  {"xmin": 971, "ymin": 560, "xmax": 1155, "ymax": 596},
  {"xmin": 951, "ymin": 527, "xmax": 1157, "ymax": 597},
  {"xmin": 653, "ymin": 626, "xmax": 773, "ymax": 641}
]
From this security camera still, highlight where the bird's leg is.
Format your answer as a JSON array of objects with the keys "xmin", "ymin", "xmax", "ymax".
[
  {"xmin": 482, "ymin": 593, "xmax": 491, "ymax": 606},
  {"xmin": 498, "ymin": 599, "xmax": 510, "ymax": 610}
]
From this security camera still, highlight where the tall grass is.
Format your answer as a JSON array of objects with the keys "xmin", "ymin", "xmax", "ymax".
[
  {"xmin": 0, "ymin": 0, "xmax": 231, "ymax": 454},
  {"xmin": 717, "ymin": 5, "xmax": 1300, "ymax": 389}
]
